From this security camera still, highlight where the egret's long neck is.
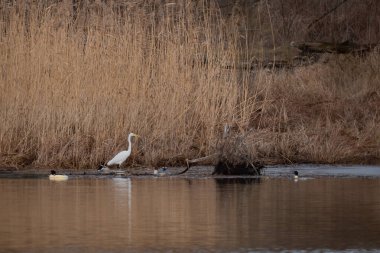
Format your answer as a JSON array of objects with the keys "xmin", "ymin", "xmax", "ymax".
[{"xmin": 127, "ymin": 135, "xmax": 133, "ymax": 153}]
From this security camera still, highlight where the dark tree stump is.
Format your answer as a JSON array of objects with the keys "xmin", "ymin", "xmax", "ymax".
[{"xmin": 212, "ymin": 160, "xmax": 263, "ymax": 176}]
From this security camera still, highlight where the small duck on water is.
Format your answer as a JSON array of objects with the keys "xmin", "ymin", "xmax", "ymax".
[
  {"xmin": 49, "ymin": 170, "xmax": 68, "ymax": 181},
  {"xmin": 98, "ymin": 165, "xmax": 112, "ymax": 174},
  {"xmin": 293, "ymin": 170, "xmax": 313, "ymax": 181},
  {"xmin": 154, "ymin": 167, "xmax": 168, "ymax": 176},
  {"xmin": 294, "ymin": 171, "xmax": 299, "ymax": 179},
  {"xmin": 97, "ymin": 165, "xmax": 126, "ymax": 176}
]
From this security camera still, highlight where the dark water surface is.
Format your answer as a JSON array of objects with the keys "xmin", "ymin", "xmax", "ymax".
[{"xmin": 1, "ymin": 174, "xmax": 380, "ymax": 252}]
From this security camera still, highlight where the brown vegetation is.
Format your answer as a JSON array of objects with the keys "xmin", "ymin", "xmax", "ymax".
[{"xmin": 0, "ymin": 1, "xmax": 379, "ymax": 169}]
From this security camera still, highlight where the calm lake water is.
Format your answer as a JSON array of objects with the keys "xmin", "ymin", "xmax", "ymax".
[{"xmin": 1, "ymin": 168, "xmax": 380, "ymax": 252}]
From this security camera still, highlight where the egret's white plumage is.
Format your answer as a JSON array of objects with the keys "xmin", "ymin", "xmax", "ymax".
[{"xmin": 106, "ymin": 133, "xmax": 139, "ymax": 168}]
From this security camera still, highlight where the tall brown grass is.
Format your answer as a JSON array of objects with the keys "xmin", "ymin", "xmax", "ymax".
[{"xmin": 0, "ymin": 1, "xmax": 379, "ymax": 169}]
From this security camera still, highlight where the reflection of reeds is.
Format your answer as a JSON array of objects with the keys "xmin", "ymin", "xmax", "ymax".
[{"xmin": 0, "ymin": 2, "xmax": 379, "ymax": 169}]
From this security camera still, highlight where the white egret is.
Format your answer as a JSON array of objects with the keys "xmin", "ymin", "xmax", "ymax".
[
  {"xmin": 105, "ymin": 133, "xmax": 140, "ymax": 169},
  {"xmin": 49, "ymin": 170, "xmax": 68, "ymax": 181}
]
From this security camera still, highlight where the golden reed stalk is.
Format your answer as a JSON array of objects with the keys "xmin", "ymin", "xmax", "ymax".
[{"xmin": 0, "ymin": 1, "xmax": 379, "ymax": 169}]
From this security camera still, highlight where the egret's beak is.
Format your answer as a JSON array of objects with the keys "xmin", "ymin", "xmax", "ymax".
[{"xmin": 134, "ymin": 134, "xmax": 140, "ymax": 138}]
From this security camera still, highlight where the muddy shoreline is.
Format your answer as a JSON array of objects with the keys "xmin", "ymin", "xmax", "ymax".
[
  {"xmin": 0, "ymin": 166, "xmax": 213, "ymax": 179},
  {"xmin": 1, "ymin": 164, "xmax": 380, "ymax": 179}
]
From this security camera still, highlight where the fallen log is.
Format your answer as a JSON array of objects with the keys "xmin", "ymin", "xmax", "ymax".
[{"xmin": 181, "ymin": 153, "xmax": 219, "ymax": 175}]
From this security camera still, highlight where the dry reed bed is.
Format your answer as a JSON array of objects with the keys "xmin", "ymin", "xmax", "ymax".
[{"xmin": 0, "ymin": 2, "xmax": 379, "ymax": 169}]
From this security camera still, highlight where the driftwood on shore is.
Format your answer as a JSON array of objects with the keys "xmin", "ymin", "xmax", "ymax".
[
  {"xmin": 185, "ymin": 153, "xmax": 264, "ymax": 176},
  {"xmin": 183, "ymin": 153, "xmax": 218, "ymax": 175}
]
